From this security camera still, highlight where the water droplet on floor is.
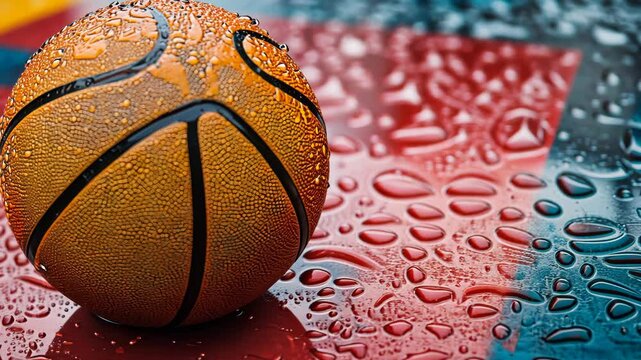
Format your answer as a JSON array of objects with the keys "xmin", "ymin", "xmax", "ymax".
[
  {"xmin": 544, "ymin": 326, "xmax": 592, "ymax": 343},
  {"xmin": 359, "ymin": 230, "xmax": 398, "ymax": 246},
  {"xmin": 532, "ymin": 238, "xmax": 552, "ymax": 251},
  {"xmin": 492, "ymin": 323, "xmax": 511, "ymax": 340},
  {"xmin": 405, "ymin": 349, "xmax": 449, "ymax": 359},
  {"xmin": 409, "ymin": 225, "xmax": 445, "ymax": 242},
  {"xmin": 434, "ymin": 248, "xmax": 454, "ymax": 262},
  {"xmin": 338, "ymin": 223, "xmax": 353, "ymax": 234},
  {"xmin": 467, "ymin": 235, "xmax": 493, "ymax": 251},
  {"xmin": 300, "ymin": 269, "xmax": 331, "ymax": 286},
  {"xmin": 494, "ymin": 109, "xmax": 549, "ymax": 151},
  {"xmin": 401, "ymin": 246, "xmax": 428, "ymax": 261},
  {"xmin": 511, "ymin": 173, "xmax": 546, "ymax": 189},
  {"xmin": 406, "ymin": 266, "xmax": 426, "ymax": 283},
  {"xmin": 390, "ymin": 126, "xmax": 448, "ymax": 146},
  {"xmin": 499, "ymin": 207, "xmax": 525, "ymax": 222},
  {"xmin": 603, "ymin": 252, "xmax": 641, "ymax": 268},
  {"xmin": 318, "ymin": 287, "xmax": 335, "ymax": 297},
  {"xmin": 414, "ymin": 286, "xmax": 455, "ymax": 304},
  {"xmin": 580, "ymin": 263, "xmax": 596, "ymax": 279},
  {"xmin": 337, "ymin": 176, "xmax": 358, "ymax": 192},
  {"xmin": 362, "ymin": 213, "xmax": 401, "ymax": 225},
  {"xmin": 383, "ymin": 320, "xmax": 413, "ymax": 336},
  {"xmin": 606, "ymin": 300, "xmax": 636, "ymax": 321},
  {"xmin": 373, "ymin": 170, "xmax": 433, "ymax": 199},
  {"xmin": 553, "ymin": 278, "xmax": 572, "ymax": 293},
  {"xmin": 467, "ymin": 304, "xmax": 499, "ymax": 319},
  {"xmin": 555, "ymin": 250, "xmax": 576, "ymax": 267},
  {"xmin": 592, "ymin": 25, "xmax": 629, "ymax": 46},
  {"xmin": 407, "ymin": 203, "xmax": 444, "ymax": 221},
  {"xmin": 323, "ymin": 194, "xmax": 344, "ymax": 211},
  {"xmin": 449, "ymin": 200, "xmax": 491, "ymax": 216},
  {"xmin": 511, "ymin": 301, "xmax": 522, "ymax": 313},
  {"xmin": 534, "ymin": 199, "xmax": 563, "ymax": 217},
  {"xmin": 280, "ymin": 269, "xmax": 295, "ymax": 281},
  {"xmin": 557, "ymin": 172, "xmax": 596, "ymax": 198},
  {"xmin": 329, "ymin": 135, "xmax": 361, "ymax": 155},
  {"xmin": 304, "ymin": 248, "xmax": 379, "ymax": 270},
  {"xmin": 336, "ymin": 343, "xmax": 367, "ymax": 359},
  {"xmin": 2, "ymin": 315, "xmax": 14, "ymax": 327},
  {"xmin": 425, "ymin": 323, "xmax": 453, "ymax": 340},
  {"xmin": 495, "ymin": 226, "xmax": 534, "ymax": 247},
  {"xmin": 548, "ymin": 296, "xmax": 578, "ymax": 312},
  {"xmin": 622, "ymin": 129, "xmax": 641, "ymax": 166},
  {"xmin": 310, "ymin": 300, "xmax": 337, "ymax": 312},
  {"xmin": 311, "ymin": 228, "xmax": 329, "ymax": 241},
  {"xmin": 615, "ymin": 187, "xmax": 634, "ymax": 200},
  {"xmin": 369, "ymin": 141, "xmax": 389, "ymax": 158},
  {"xmin": 445, "ymin": 178, "xmax": 497, "ymax": 196},
  {"xmin": 564, "ymin": 218, "xmax": 618, "ymax": 238}
]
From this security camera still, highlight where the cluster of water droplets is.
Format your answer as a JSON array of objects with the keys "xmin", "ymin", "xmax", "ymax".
[
  {"xmin": 0, "ymin": 203, "xmax": 76, "ymax": 359},
  {"xmin": 250, "ymin": 12, "xmax": 584, "ymax": 357},
  {"xmin": 254, "ymin": 0, "xmax": 641, "ymax": 358}
]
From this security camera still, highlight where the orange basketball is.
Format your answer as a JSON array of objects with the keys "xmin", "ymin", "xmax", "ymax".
[{"xmin": 0, "ymin": 0, "xmax": 329, "ymax": 327}]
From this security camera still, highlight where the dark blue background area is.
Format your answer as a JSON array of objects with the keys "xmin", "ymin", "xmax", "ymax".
[{"xmin": 0, "ymin": 48, "xmax": 30, "ymax": 86}]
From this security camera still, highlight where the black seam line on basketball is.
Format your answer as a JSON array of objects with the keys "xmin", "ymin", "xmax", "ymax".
[
  {"xmin": 167, "ymin": 121, "xmax": 207, "ymax": 328},
  {"xmin": 0, "ymin": 6, "xmax": 170, "ymax": 152},
  {"xmin": 233, "ymin": 29, "xmax": 326, "ymax": 132},
  {"xmin": 25, "ymin": 100, "xmax": 308, "ymax": 303}
]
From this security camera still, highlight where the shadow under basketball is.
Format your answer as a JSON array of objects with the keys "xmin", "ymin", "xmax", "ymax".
[{"xmin": 46, "ymin": 293, "xmax": 312, "ymax": 359}]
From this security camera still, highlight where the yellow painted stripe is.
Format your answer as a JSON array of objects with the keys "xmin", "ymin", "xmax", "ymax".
[{"xmin": 0, "ymin": 0, "xmax": 80, "ymax": 35}]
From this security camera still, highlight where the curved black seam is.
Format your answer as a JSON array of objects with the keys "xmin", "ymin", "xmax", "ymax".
[
  {"xmin": 168, "ymin": 121, "xmax": 207, "ymax": 328},
  {"xmin": 233, "ymin": 29, "xmax": 326, "ymax": 132},
  {"xmin": 25, "ymin": 100, "xmax": 309, "ymax": 327},
  {"xmin": 0, "ymin": 6, "xmax": 170, "ymax": 152}
]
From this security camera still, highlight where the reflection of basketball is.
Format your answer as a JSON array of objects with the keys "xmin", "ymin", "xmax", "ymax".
[
  {"xmin": 0, "ymin": 0, "xmax": 328, "ymax": 327},
  {"xmin": 48, "ymin": 294, "xmax": 312, "ymax": 359}
]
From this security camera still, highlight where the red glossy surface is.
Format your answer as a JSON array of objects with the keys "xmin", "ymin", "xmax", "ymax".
[
  {"xmin": 0, "ymin": 89, "xmax": 9, "ymax": 110},
  {"xmin": 0, "ymin": 17, "xmax": 580, "ymax": 360}
]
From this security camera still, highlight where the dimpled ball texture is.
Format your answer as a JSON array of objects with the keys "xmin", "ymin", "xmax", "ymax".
[{"xmin": 0, "ymin": 0, "xmax": 329, "ymax": 327}]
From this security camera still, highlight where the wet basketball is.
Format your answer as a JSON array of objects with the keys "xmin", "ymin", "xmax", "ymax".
[{"xmin": 0, "ymin": 0, "xmax": 328, "ymax": 327}]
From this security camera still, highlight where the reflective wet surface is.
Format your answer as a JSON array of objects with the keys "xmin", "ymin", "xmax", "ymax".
[{"xmin": 1, "ymin": 0, "xmax": 641, "ymax": 359}]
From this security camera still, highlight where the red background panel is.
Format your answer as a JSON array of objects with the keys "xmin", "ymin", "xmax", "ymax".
[{"xmin": 0, "ymin": 88, "xmax": 9, "ymax": 109}]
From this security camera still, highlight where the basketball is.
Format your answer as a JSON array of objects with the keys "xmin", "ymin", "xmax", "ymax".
[{"xmin": 0, "ymin": 0, "xmax": 328, "ymax": 327}]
